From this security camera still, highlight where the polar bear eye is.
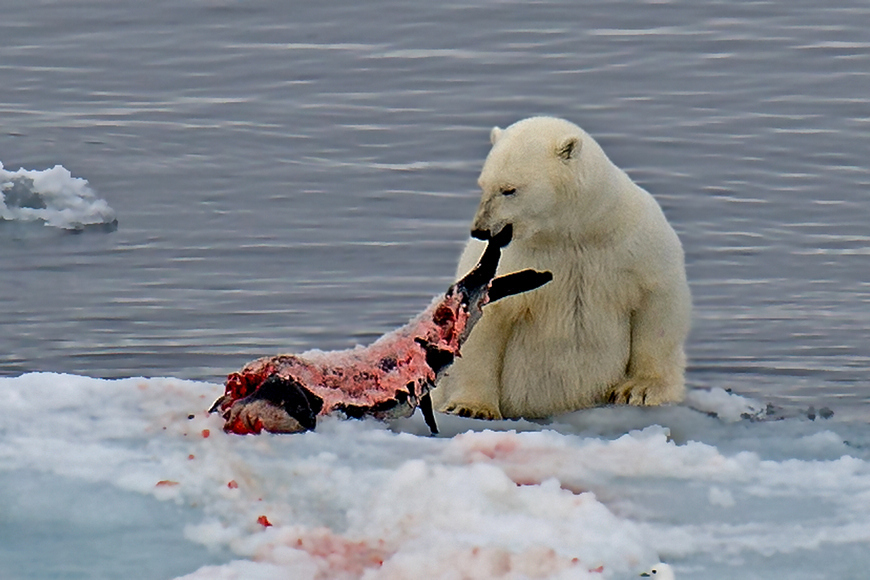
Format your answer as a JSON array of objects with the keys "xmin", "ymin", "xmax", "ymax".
[{"xmin": 500, "ymin": 187, "xmax": 517, "ymax": 197}]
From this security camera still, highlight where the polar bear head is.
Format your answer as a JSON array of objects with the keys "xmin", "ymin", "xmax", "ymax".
[{"xmin": 471, "ymin": 116, "xmax": 612, "ymax": 245}]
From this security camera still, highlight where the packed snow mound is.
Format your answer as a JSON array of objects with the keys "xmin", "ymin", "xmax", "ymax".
[
  {"xmin": 0, "ymin": 162, "xmax": 117, "ymax": 230},
  {"xmin": 1, "ymin": 374, "xmax": 868, "ymax": 579}
]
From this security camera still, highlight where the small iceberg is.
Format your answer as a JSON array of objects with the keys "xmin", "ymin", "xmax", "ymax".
[{"xmin": 0, "ymin": 161, "xmax": 117, "ymax": 231}]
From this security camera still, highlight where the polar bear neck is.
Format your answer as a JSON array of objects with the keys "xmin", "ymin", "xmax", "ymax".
[{"xmin": 549, "ymin": 141, "xmax": 641, "ymax": 248}]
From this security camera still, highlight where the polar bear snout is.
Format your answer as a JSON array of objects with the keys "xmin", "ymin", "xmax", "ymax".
[{"xmin": 470, "ymin": 198, "xmax": 506, "ymax": 240}]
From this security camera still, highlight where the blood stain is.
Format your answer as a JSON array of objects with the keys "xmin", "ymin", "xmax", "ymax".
[{"xmin": 257, "ymin": 515, "xmax": 272, "ymax": 527}]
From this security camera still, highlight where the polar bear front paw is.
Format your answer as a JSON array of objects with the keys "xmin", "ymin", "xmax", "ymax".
[
  {"xmin": 441, "ymin": 401, "xmax": 504, "ymax": 421},
  {"xmin": 606, "ymin": 378, "xmax": 679, "ymax": 407}
]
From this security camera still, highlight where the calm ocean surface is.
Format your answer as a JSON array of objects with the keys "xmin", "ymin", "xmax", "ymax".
[{"xmin": 2, "ymin": 0, "xmax": 869, "ymax": 418}]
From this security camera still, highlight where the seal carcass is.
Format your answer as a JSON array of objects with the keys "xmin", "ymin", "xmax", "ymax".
[{"xmin": 209, "ymin": 226, "xmax": 551, "ymax": 435}]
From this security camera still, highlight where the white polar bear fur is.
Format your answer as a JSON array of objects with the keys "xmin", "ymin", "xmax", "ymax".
[{"xmin": 432, "ymin": 116, "xmax": 691, "ymax": 420}]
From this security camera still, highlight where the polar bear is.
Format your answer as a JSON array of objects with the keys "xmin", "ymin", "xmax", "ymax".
[{"xmin": 432, "ymin": 116, "xmax": 691, "ymax": 420}]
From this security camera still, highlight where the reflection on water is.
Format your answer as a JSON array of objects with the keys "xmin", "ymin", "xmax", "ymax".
[{"xmin": 0, "ymin": 0, "xmax": 868, "ymax": 416}]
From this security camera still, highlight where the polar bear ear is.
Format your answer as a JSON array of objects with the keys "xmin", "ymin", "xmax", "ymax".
[
  {"xmin": 556, "ymin": 135, "xmax": 582, "ymax": 162},
  {"xmin": 490, "ymin": 126, "xmax": 503, "ymax": 145}
]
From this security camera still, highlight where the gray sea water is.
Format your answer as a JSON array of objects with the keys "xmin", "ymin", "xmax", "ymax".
[{"xmin": 2, "ymin": 0, "xmax": 869, "ymax": 419}]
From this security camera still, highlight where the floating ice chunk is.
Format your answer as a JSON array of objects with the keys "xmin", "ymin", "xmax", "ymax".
[
  {"xmin": 684, "ymin": 387, "xmax": 765, "ymax": 422},
  {"xmin": 0, "ymin": 161, "xmax": 117, "ymax": 230}
]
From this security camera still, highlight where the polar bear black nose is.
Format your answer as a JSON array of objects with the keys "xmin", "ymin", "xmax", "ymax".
[{"xmin": 471, "ymin": 228, "xmax": 490, "ymax": 241}]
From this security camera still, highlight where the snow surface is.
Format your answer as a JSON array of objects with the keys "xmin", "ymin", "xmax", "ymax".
[
  {"xmin": 0, "ymin": 162, "xmax": 116, "ymax": 230},
  {"xmin": 1, "ymin": 373, "xmax": 869, "ymax": 579}
]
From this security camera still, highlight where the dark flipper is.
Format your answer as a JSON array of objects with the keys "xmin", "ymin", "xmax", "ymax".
[
  {"xmin": 249, "ymin": 374, "xmax": 324, "ymax": 431},
  {"xmin": 420, "ymin": 392, "xmax": 439, "ymax": 435},
  {"xmin": 488, "ymin": 269, "xmax": 553, "ymax": 302}
]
